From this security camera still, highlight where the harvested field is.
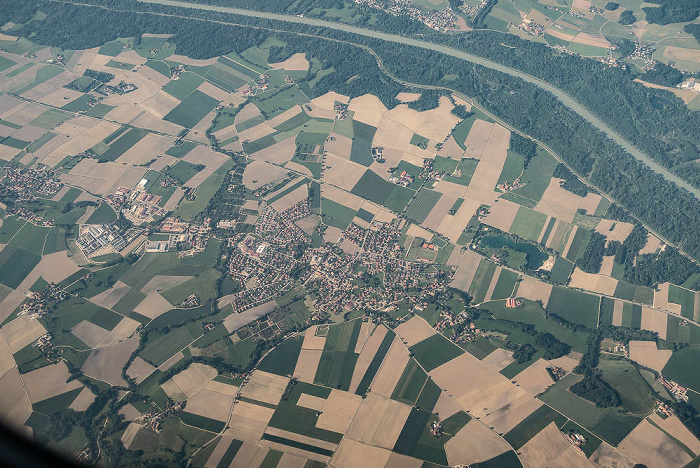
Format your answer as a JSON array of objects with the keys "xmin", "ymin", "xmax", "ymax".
[
  {"xmin": 99, "ymin": 317, "xmax": 140, "ymax": 347},
  {"xmin": 224, "ymin": 400, "xmax": 275, "ymax": 442},
  {"xmin": 481, "ymin": 348, "xmax": 514, "ymax": 372},
  {"xmin": 595, "ymin": 220, "xmax": 634, "ymax": 244},
  {"xmin": 276, "ymin": 453, "xmax": 307, "ymax": 468},
  {"xmin": 293, "ymin": 349, "xmax": 322, "ymax": 383},
  {"xmin": 439, "ymin": 197, "xmax": 482, "ymax": 243},
  {"xmin": 570, "ymin": 268, "xmax": 618, "ymax": 296},
  {"xmin": 444, "ymin": 419, "xmax": 511, "ymax": 466},
  {"xmin": 251, "ymin": 135, "xmax": 295, "ymax": 165},
  {"xmin": 331, "ymin": 438, "xmax": 392, "ymax": 468},
  {"xmin": 384, "ymin": 452, "xmax": 423, "ymax": 468},
  {"xmin": 121, "ymin": 423, "xmax": 142, "ymax": 450},
  {"xmin": 322, "ymin": 184, "xmax": 365, "ymax": 211},
  {"xmin": 322, "ymin": 154, "xmax": 366, "ymax": 191},
  {"xmin": 640, "ymin": 234, "xmax": 662, "ymax": 255},
  {"xmin": 81, "ymin": 335, "xmax": 139, "ymax": 386},
  {"xmin": 372, "ymin": 118, "xmax": 413, "ymax": 152},
  {"xmin": 268, "ymin": 53, "xmax": 309, "ymax": 71},
  {"xmin": 71, "ymin": 320, "xmax": 110, "ymax": 348},
  {"xmin": 421, "ymin": 193, "xmax": 457, "ymax": 231},
  {"xmin": 134, "ymin": 292, "xmax": 174, "ymax": 319},
  {"xmin": 221, "ymin": 300, "xmax": 277, "ymax": 332},
  {"xmin": 40, "ymin": 250, "xmax": 79, "ymax": 283},
  {"xmin": 140, "ymin": 91, "xmax": 180, "ymax": 119},
  {"xmin": 549, "ymin": 445, "xmax": 598, "ymax": 467},
  {"xmin": 385, "ymin": 97, "xmax": 459, "ymax": 142},
  {"xmin": 649, "ymin": 413, "xmax": 700, "ymax": 456},
  {"xmin": 316, "ymin": 389, "xmax": 362, "ymax": 434},
  {"xmin": 482, "ymin": 199, "xmax": 519, "ymax": 232},
  {"xmin": 548, "ymin": 352, "xmax": 581, "ymax": 373},
  {"xmin": 347, "ymin": 94, "xmax": 387, "ymax": 128},
  {"xmin": 0, "ymin": 335, "xmax": 14, "ymax": 377},
  {"xmin": 239, "ymin": 370, "xmax": 289, "ymax": 406},
  {"xmin": 463, "ymin": 120, "xmax": 494, "ymax": 160},
  {"xmin": 354, "ymin": 321, "xmax": 375, "ymax": 353},
  {"xmin": 297, "ymin": 393, "xmax": 326, "ymax": 411},
  {"xmin": 325, "ymin": 133, "xmax": 353, "ymax": 159},
  {"xmin": 115, "ymin": 133, "xmax": 172, "ymax": 165},
  {"xmin": 518, "ymin": 421, "xmax": 572, "ymax": 468},
  {"xmin": 617, "ymin": 419, "xmax": 691, "ymax": 468},
  {"xmin": 345, "ymin": 393, "xmax": 411, "ymax": 449},
  {"xmin": 271, "ymin": 184, "xmax": 307, "ymax": 213},
  {"xmin": 349, "ymin": 325, "xmax": 389, "ymax": 393},
  {"xmin": 126, "ymin": 357, "xmax": 156, "ymax": 385},
  {"xmin": 395, "ymin": 92, "xmax": 421, "ymax": 103},
  {"xmin": 395, "ymin": 316, "xmax": 435, "ymax": 347},
  {"xmin": 0, "ymin": 368, "xmax": 31, "ymax": 428},
  {"xmin": 162, "ymin": 363, "xmax": 217, "ymax": 401},
  {"xmin": 535, "ymin": 178, "xmax": 584, "ymax": 223},
  {"xmin": 516, "ymin": 276, "xmax": 553, "ymax": 307},
  {"xmin": 449, "ymin": 251, "xmax": 482, "ymax": 292},
  {"xmin": 22, "ymin": 361, "xmax": 82, "ymax": 403},
  {"xmin": 369, "ymin": 337, "xmax": 410, "ymax": 398},
  {"xmin": 512, "ymin": 359, "xmax": 554, "ymax": 396},
  {"xmin": 2, "ymin": 315, "xmax": 46, "ymax": 353},
  {"xmin": 185, "ymin": 388, "xmax": 234, "ymax": 422},
  {"xmin": 119, "ymin": 404, "xmax": 141, "ymax": 422},
  {"xmin": 578, "ymin": 192, "xmax": 602, "ymax": 215},
  {"xmin": 430, "ymin": 352, "xmax": 525, "ymax": 418},
  {"xmin": 572, "ymin": 32, "xmax": 610, "ymax": 48},
  {"xmin": 482, "ymin": 395, "xmax": 543, "ymax": 435},
  {"xmin": 68, "ymin": 387, "xmax": 96, "ymax": 412},
  {"xmin": 663, "ymin": 46, "xmax": 700, "ymax": 62},
  {"xmin": 229, "ymin": 441, "xmax": 270, "ymax": 467},
  {"xmin": 628, "ymin": 341, "xmax": 672, "ymax": 373},
  {"xmin": 301, "ymin": 326, "xmax": 327, "ymax": 350},
  {"xmin": 406, "ymin": 223, "xmax": 432, "ymax": 241}
]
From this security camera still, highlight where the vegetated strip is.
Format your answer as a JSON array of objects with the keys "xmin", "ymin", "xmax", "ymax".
[{"xmin": 260, "ymin": 434, "xmax": 334, "ymax": 457}]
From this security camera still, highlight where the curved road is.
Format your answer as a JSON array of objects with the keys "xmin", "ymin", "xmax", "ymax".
[{"xmin": 136, "ymin": 0, "xmax": 700, "ymax": 198}]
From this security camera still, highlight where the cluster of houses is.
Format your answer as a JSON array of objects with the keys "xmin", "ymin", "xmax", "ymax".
[
  {"xmin": 108, "ymin": 184, "xmax": 167, "ymax": 225},
  {"xmin": 563, "ymin": 429, "xmax": 588, "ymax": 452},
  {"xmin": 388, "ymin": 169, "xmax": 415, "ymax": 187},
  {"xmin": 659, "ymin": 375, "xmax": 689, "ymax": 402},
  {"xmin": 241, "ymin": 73, "xmax": 271, "ymax": 97},
  {"xmin": 632, "ymin": 42, "xmax": 656, "ymax": 70},
  {"xmin": 497, "ymin": 176, "xmax": 525, "ymax": 193},
  {"xmin": 158, "ymin": 216, "xmax": 212, "ymax": 257},
  {"xmin": 334, "ymin": 102, "xmax": 349, "ymax": 120},
  {"xmin": 255, "ymin": 204, "xmax": 309, "ymax": 246},
  {"xmin": 77, "ymin": 223, "xmax": 128, "ymax": 257},
  {"xmin": 20, "ymin": 283, "xmax": 67, "ymax": 319},
  {"xmin": 33, "ymin": 333, "xmax": 61, "ymax": 363},
  {"xmin": 77, "ymin": 223, "xmax": 141, "ymax": 258},
  {"xmin": 353, "ymin": 0, "xmax": 459, "ymax": 31},
  {"xmin": 0, "ymin": 166, "xmax": 63, "ymax": 226},
  {"xmin": 655, "ymin": 400, "xmax": 674, "ymax": 417},
  {"xmin": 138, "ymin": 399, "xmax": 184, "ymax": 432}
]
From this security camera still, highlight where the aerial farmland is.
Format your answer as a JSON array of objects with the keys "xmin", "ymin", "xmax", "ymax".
[{"xmin": 0, "ymin": 1, "xmax": 698, "ymax": 467}]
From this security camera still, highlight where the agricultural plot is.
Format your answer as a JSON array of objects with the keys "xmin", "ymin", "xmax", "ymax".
[
  {"xmin": 314, "ymin": 319, "xmax": 362, "ymax": 390},
  {"xmin": 164, "ymin": 90, "xmax": 219, "ymax": 128},
  {"xmin": 409, "ymin": 334, "xmax": 463, "ymax": 372},
  {"xmin": 546, "ymin": 286, "xmax": 600, "ymax": 328},
  {"xmin": 405, "ymin": 189, "xmax": 442, "ymax": 224}
]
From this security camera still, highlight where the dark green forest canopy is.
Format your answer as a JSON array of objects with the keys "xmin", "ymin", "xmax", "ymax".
[{"xmin": 3, "ymin": 0, "xmax": 700, "ymax": 263}]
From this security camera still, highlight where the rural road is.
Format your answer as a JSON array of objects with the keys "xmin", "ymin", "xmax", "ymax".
[{"xmin": 135, "ymin": 0, "xmax": 700, "ymax": 198}]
